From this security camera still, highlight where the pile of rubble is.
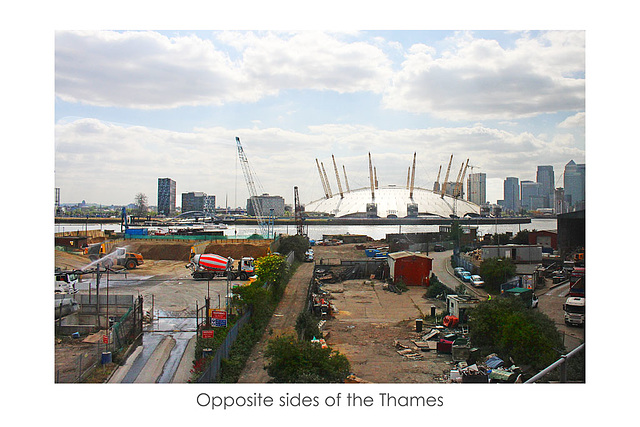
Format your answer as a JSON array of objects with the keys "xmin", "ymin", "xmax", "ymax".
[{"xmin": 448, "ymin": 354, "xmax": 523, "ymax": 383}]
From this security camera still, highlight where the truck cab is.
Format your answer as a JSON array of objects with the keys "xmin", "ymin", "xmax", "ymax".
[{"xmin": 564, "ymin": 297, "xmax": 585, "ymax": 326}]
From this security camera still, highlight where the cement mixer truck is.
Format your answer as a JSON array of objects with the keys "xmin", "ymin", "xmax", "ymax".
[{"xmin": 187, "ymin": 253, "xmax": 255, "ymax": 280}]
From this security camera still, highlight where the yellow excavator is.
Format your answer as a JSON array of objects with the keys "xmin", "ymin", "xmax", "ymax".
[{"xmin": 87, "ymin": 243, "xmax": 144, "ymax": 269}]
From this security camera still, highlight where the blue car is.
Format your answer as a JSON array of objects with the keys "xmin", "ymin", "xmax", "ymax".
[{"xmin": 460, "ymin": 271, "xmax": 472, "ymax": 282}]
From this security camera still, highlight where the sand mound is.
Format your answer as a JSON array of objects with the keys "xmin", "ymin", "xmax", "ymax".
[
  {"xmin": 203, "ymin": 242, "xmax": 269, "ymax": 260},
  {"xmin": 124, "ymin": 241, "xmax": 270, "ymax": 261}
]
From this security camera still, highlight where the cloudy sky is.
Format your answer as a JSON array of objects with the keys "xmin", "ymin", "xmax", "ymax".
[{"xmin": 55, "ymin": 29, "xmax": 585, "ymax": 208}]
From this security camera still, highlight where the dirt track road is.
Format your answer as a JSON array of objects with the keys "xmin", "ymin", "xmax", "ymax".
[{"xmin": 237, "ymin": 261, "xmax": 315, "ymax": 383}]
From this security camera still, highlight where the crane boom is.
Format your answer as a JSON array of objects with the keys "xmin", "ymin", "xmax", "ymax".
[{"xmin": 236, "ymin": 137, "xmax": 268, "ymax": 237}]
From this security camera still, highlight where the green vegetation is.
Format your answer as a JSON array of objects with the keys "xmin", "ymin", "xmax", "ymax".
[
  {"xmin": 212, "ymin": 258, "xmax": 299, "ymax": 383},
  {"xmin": 468, "ymin": 298, "xmax": 563, "ymax": 371},
  {"xmin": 479, "ymin": 257, "xmax": 516, "ymax": 292},
  {"xmin": 424, "ymin": 274, "xmax": 454, "ymax": 299},
  {"xmin": 264, "ymin": 335, "xmax": 350, "ymax": 383},
  {"xmin": 295, "ymin": 311, "xmax": 321, "ymax": 341},
  {"xmin": 277, "ymin": 234, "xmax": 310, "ymax": 261}
]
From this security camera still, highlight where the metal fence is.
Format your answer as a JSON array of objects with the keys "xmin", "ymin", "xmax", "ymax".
[
  {"xmin": 196, "ymin": 308, "xmax": 253, "ymax": 383},
  {"xmin": 525, "ymin": 343, "xmax": 585, "ymax": 383},
  {"xmin": 55, "ymin": 296, "xmax": 143, "ymax": 383},
  {"xmin": 452, "ymin": 254, "xmax": 476, "ymax": 273},
  {"xmin": 110, "ymin": 295, "xmax": 144, "ymax": 353}
]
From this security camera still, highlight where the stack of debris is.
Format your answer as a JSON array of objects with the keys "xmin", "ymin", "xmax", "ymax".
[
  {"xmin": 394, "ymin": 340, "xmax": 424, "ymax": 360},
  {"xmin": 448, "ymin": 354, "xmax": 523, "ymax": 383},
  {"xmin": 314, "ymin": 265, "xmax": 363, "ymax": 283}
]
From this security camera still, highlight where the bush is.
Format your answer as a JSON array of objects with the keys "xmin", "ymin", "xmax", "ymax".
[
  {"xmin": 424, "ymin": 274, "xmax": 454, "ymax": 299},
  {"xmin": 468, "ymin": 298, "xmax": 563, "ymax": 370},
  {"xmin": 479, "ymin": 257, "xmax": 516, "ymax": 292},
  {"xmin": 295, "ymin": 311, "xmax": 321, "ymax": 341},
  {"xmin": 264, "ymin": 335, "xmax": 350, "ymax": 383},
  {"xmin": 277, "ymin": 235, "xmax": 309, "ymax": 261}
]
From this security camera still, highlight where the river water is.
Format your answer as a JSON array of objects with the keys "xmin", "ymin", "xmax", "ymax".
[{"xmin": 55, "ymin": 218, "xmax": 556, "ymax": 242}]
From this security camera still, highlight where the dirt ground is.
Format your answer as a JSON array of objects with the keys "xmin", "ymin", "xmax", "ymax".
[
  {"xmin": 55, "ymin": 241, "xmax": 455, "ymax": 383},
  {"xmin": 54, "ymin": 245, "xmax": 259, "ymax": 382},
  {"xmin": 240, "ymin": 242, "xmax": 454, "ymax": 383},
  {"xmin": 316, "ymin": 253, "xmax": 453, "ymax": 383}
]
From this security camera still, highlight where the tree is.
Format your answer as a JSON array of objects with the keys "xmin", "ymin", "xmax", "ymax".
[
  {"xmin": 134, "ymin": 193, "xmax": 148, "ymax": 216},
  {"xmin": 264, "ymin": 335, "xmax": 350, "ymax": 383},
  {"xmin": 479, "ymin": 257, "xmax": 516, "ymax": 292},
  {"xmin": 254, "ymin": 254, "xmax": 287, "ymax": 297},
  {"xmin": 468, "ymin": 298, "xmax": 563, "ymax": 370},
  {"xmin": 277, "ymin": 235, "xmax": 309, "ymax": 261}
]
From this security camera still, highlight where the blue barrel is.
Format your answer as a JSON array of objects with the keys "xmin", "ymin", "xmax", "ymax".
[{"xmin": 101, "ymin": 352, "xmax": 112, "ymax": 364}]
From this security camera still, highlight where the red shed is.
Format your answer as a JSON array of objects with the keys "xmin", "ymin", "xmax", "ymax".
[
  {"xmin": 387, "ymin": 251, "xmax": 433, "ymax": 286},
  {"xmin": 528, "ymin": 230, "xmax": 558, "ymax": 251}
]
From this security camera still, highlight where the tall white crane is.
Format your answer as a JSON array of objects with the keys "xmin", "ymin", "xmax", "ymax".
[{"xmin": 236, "ymin": 137, "xmax": 268, "ymax": 238}]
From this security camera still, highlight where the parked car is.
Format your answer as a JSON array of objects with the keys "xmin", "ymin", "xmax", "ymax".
[
  {"xmin": 454, "ymin": 267, "xmax": 465, "ymax": 277},
  {"xmin": 304, "ymin": 249, "xmax": 314, "ymax": 262},
  {"xmin": 470, "ymin": 275, "xmax": 484, "ymax": 287},
  {"xmin": 433, "ymin": 244, "xmax": 445, "ymax": 252},
  {"xmin": 460, "ymin": 271, "xmax": 472, "ymax": 282}
]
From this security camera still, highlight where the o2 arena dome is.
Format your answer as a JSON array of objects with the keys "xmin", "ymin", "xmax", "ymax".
[{"xmin": 304, "ymin": 153, "xmax": 481, "ymax": 219}]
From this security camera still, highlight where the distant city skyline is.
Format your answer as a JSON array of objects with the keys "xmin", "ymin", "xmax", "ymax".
[{"xmin": 55, "ymin": 30, "xmax": 585, "ymax": 207}]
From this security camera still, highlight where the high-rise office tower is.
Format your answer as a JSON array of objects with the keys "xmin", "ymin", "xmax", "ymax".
[
  {"xmin": 564, "ymin": 160, "xmax": 585, "ymax": 209},
  {"xmin": 521, "ymin": 180, "xmax": 545, "ymax": 211},
  {"xmin": 536, "ymin": 165, "xmax": 555, "ymax": 208},
  {"xmin": 182, "ymin": 191, "xmax": 207, "ymax": 213},
  {"xmin": 467, "ymin": 173, "xmax": 486, "ymax": 205},
  {"xmin": 503, "ymin": 177, "xmax": 520, "ymax": 212},
  {"xmin": 157, "ymin": 178, "xmax": 176, "ymax": 216}
]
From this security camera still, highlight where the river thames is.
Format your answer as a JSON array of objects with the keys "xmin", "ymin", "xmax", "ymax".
[{"xmin": 55, "ymin": 218, "xmax": 557, "ymax": 242}]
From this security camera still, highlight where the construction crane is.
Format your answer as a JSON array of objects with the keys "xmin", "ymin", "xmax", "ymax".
[
  {"xmin": 468, "ymin": 163, "xmax": 481, "ymax": 174},
  {"xmin": 236, "ymin": 137, "xmax": 268, "ymax": 238},
  {"xmin": 440, "ymin": 154, "xmax": 453, "ymax": 198},
  {"xmin": 294, "ymin": 186, "xmax": 304, "ymax": 235},
  {"xmin": 332, "ymin": 155, "xmax": 344, "ymax": 199}
]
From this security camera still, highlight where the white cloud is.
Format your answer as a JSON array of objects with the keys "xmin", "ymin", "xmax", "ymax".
[
  {"xmin": 558, "ymin": 112, "xmax": 585, "ymax": 128},
  {"xmin": 55, "ymin": 118, "xmax": 584, "ymax": 205},
  {"xmin": 55, "ymin": 30, "xmax": 393, "ymax": 109},
  {"xmin": 383, "ymin": 31, "xmax": 585, "ymax": 120}
]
